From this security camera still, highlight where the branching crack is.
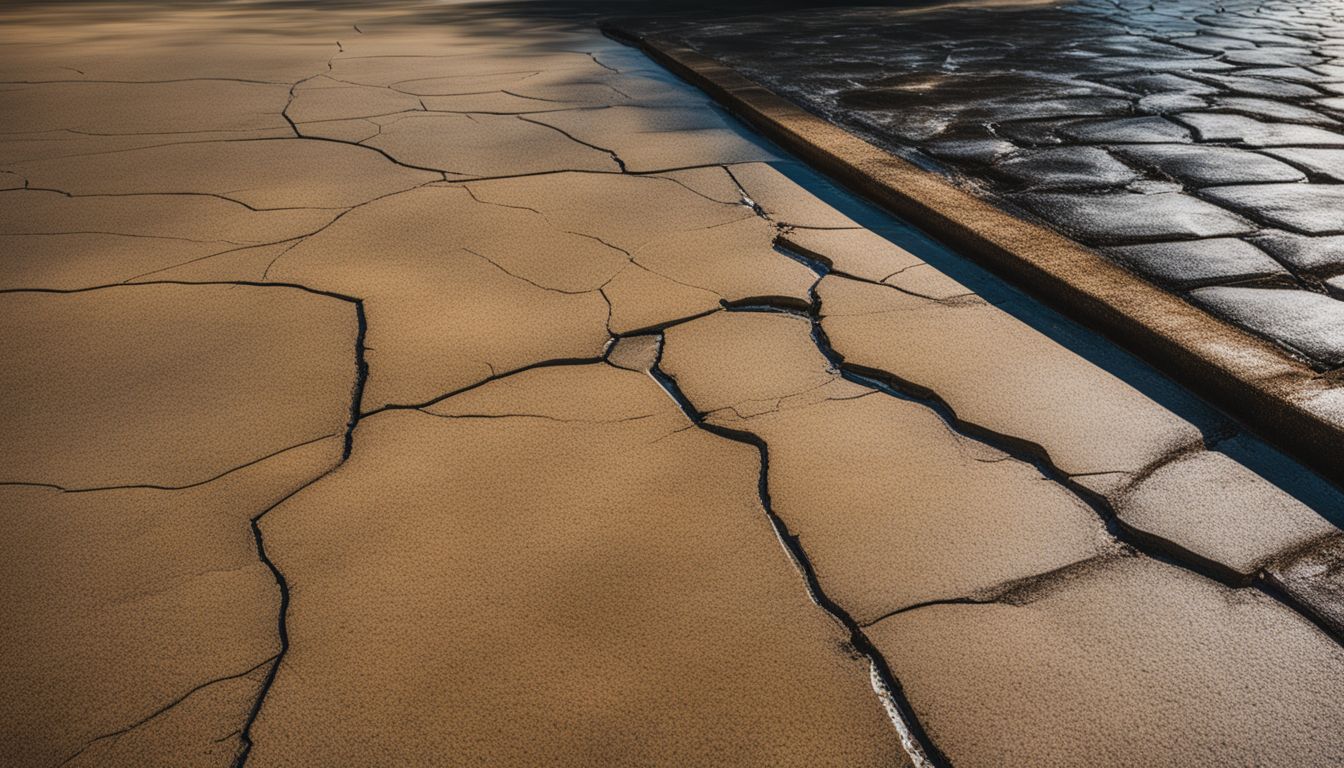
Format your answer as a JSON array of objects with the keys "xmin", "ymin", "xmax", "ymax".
[
  {"xmin": 59, "ymin": 655, "xmax": 279, "ymax": 768},
  {"xmin": 517, "ymin": 115, "xmax": 628, "ymax": 172},
  {"xmin": 646, "ymin": 339, "xmax": 946, "ymax": 768}
]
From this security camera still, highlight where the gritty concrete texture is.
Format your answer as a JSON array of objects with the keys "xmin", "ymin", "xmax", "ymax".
[
  {"xmin": 245, "ymin": 365, "xmax": 903, "ymax": 767},
  {"xmin": 4, "ymin": 1, "xmax": 1344, "ymax": 766},
  {"xmin": 660, "ymin": 311, "xmax": 1109, "ymax": 624},
  {"xmin": 817, "ymin": 275, "xmax": 1210, "ymax": 479},
  {"xmin": 1, "ymin": 437, "xmax": 341, "ymax": 768},
  {"xmin": 1268, "ymin": 534, "xmax": 1344, "ymax": 636},
  {"xmin": 0, "ymin": 284, "xmax": 356, "ymax": 488},
  {"xmin": 867, "ymin": 555, "xmax": 1344, "ymax": 767},
  {"xmin": 1115, "ymin": 439, "xmax": 1339, "ymax": 578}
]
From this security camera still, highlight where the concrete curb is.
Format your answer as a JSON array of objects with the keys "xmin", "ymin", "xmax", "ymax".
[{"xmin": 615, "ymin": 30, "xmax": 1344, "ymax": 487}]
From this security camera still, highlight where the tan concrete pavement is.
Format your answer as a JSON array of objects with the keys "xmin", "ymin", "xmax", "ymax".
[{"xmin": 2, "ymin": 2, "xmax": 1343, "ymax": 766}]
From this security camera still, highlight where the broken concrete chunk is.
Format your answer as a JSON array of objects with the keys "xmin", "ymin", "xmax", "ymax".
[
  {"xmin": 727, "ymin": 162, "xmax": 859, "ymax": 228},
  {"xmin": 605, "ymin": 334, "xmax": 661, "ymax": 372},
  {"xmin": 466, "ymin": 172, "xmax": 748, "ymax": 252},
  {"xmin": 363, "ymin": 113, "xmax": 620, "ymax": 177},
  {"xmin": 287, "ymin": 80, "xmax": 423, "ymax": 123},
  {"xmin": 527, "ymin": 106, "xmax": 779, "ymax": 172},
  {"xmin": 425, "ymin": 363, "xmax": 666, "ymax": 424},
  {"xmin": 868, "ymin": 555, "xmax": 1344, "ymax": 767},
  {"xmin": 778, "ymin": 227, "xmax": 924, "ymax": 283},
  {"xmin": 267, "ymin": 186, "xmax": 611, "ymax": 409},
  {"xmin": 629, "ymin": 215, "xmax": 815, "ymax": 311}
]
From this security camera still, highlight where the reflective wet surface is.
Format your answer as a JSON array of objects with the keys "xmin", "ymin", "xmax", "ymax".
[{"xmin": 653, "ymin": 0, "xmax": 1344, "ymax": 369}]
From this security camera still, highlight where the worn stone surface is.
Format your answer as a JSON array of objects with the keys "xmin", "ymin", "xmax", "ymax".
[
  {"xmin": 1252, "ymin": 230, "xmax": 1344, "ymax": 277},
  {"xmin": 1202, "ymin": 183, "xmax": 1344, "ymax": 235},
  {"xmin": 1111, "ymin": 143, "xmax": 1305, "ymax": 186},
  {"xmin": 1105, "ymin": 238, "xmax": 1288, "ymax": 289},
  {"xmin": 1190, "ymin": 285, "xmax": 1344, "ymax": 366},
  {"xmin": 868, "ymin": 555, "xmax": 1344, "ymax": 767},
  {"xmin": 246, "ymin": 365, "xmax": 904, "ymax": 767},
  {"xmin": 1017, "ymin": 191, "xmax": 1255, "ymax": 245},
  {"xmin": 991, "ymin": 147, "xmax": 1140, "ymax": 190},
  {"xmin": 1267, "ymin": 148, "xmax": 1344, "ymax": 183}
]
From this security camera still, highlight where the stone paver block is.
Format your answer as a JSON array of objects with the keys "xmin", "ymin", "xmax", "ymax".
[
  {"xmin": 1189, "ymin": 285, "xmax": 1344, "ymax": 366},
  {"xmin": 1111, "ymin": 143, "xmax": 1305, "ymax": 186},
  {"xmin": 1105, "ymin": 238, "xmax": 1288, "ymax": 289},
  {"xmin": 1202, "ymin": 184, "xmax": 1344, "ymax": 235},
  {"xmin": 1017, "ymin": 190, "xmax": 1255, "ymax": 245}
]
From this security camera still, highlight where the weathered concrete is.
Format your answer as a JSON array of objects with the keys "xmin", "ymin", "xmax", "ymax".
[{"xmin": 4, "ymin": 2, "xmax": 1343, "ymax": 767}]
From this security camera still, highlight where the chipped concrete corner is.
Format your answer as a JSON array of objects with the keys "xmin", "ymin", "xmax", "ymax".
[{"xmin": 3, "ymin": 2, "xmax": 1344, "ymax": 767}]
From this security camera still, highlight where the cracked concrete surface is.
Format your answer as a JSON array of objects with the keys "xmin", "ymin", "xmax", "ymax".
[{"xmin": 3, "ymin": 1, "xmax": 1344, "ymax": 766}]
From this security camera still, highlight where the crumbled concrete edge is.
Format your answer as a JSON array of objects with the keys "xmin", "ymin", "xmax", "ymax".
[{"xmin": 607, "ymin": 28, "xmax": 1344, "ymax": 489}]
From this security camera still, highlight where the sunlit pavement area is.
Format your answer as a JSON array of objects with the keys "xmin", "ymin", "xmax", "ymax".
[{"xmin": 2, "ymin": 2, "xmax": 1344, "ymax": 766}]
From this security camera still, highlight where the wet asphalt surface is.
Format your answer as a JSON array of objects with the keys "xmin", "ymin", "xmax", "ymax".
[{"xmin": 647, "ymin": 0, "xmax": 1344, "ymax": 369}]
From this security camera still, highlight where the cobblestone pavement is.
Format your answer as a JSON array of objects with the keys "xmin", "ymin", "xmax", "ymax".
[
  {"xmin": 666, "ymin": 0, "xmax": 1344, "ymax": 369},
  {"xmin": 2, "ymin": 2, "xmax": 1343, "ymax": 767}
]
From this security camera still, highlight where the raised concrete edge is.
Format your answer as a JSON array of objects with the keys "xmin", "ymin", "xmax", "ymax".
[{"xmin": 612, "ymin": 29, "xmax": 1344, "ymax": 488}]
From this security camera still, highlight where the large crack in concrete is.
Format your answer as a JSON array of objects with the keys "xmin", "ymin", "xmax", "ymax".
[{"xmin": 645, "ymin": 343, "xmax": 944, "ymax": 768}]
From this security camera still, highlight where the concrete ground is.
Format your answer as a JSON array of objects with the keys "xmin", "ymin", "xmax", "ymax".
[{"xmin": 2, "ymin": 1, "xmax": 1343, "ymax": 766}]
